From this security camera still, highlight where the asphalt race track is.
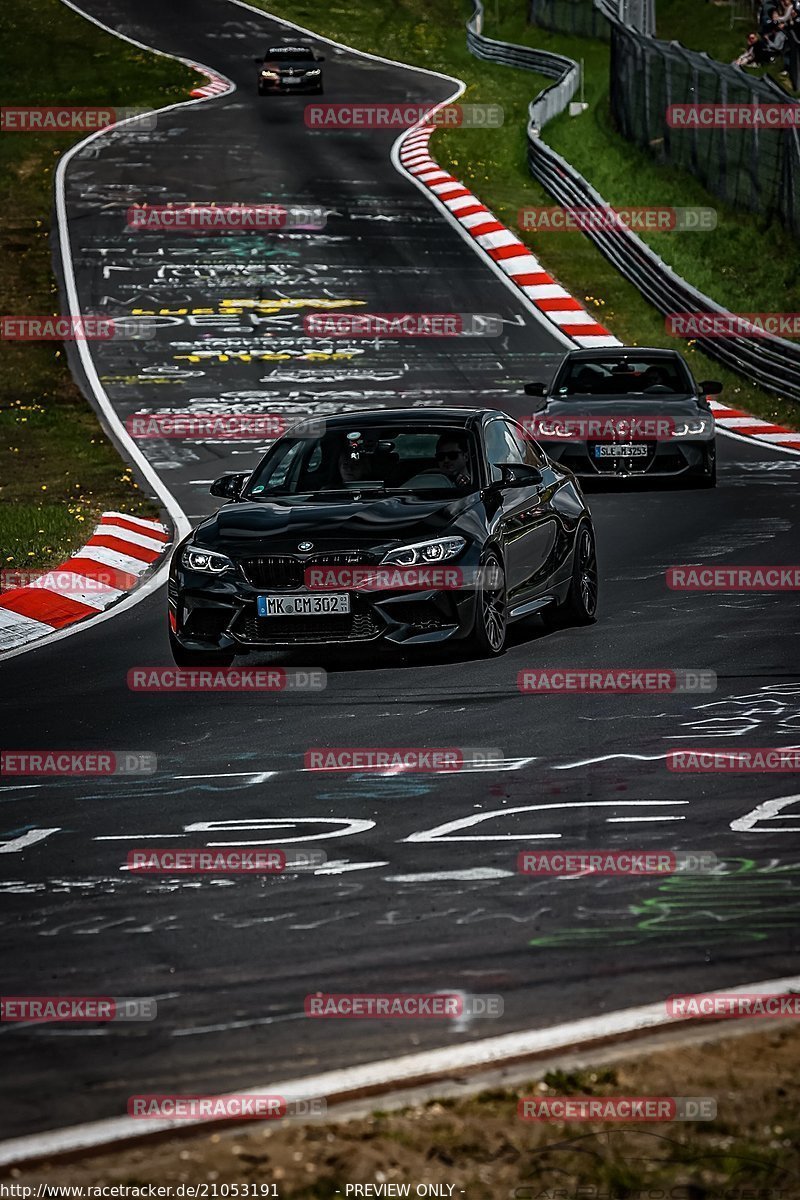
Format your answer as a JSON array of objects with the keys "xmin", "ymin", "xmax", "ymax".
[{"xmin": 1, "ymin": 0, "xmax": 799, "ymax": 1141}]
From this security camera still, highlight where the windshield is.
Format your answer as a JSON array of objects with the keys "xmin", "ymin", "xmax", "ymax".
[
  {"xmin": 243, "ymin": 424, "xmax": 478, "ymax": 499},
  {"xmin": 553, "ymin": 356, "xmax": 693, "ymax": 397},
  {"xmin": 264, "ymin": 47, "xmax": 315, "ymax": 62}
]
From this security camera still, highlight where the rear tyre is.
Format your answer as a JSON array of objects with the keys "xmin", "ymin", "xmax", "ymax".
[
  {"xmin": 541, "ymin": 522, "xmax": 598, "ymax": 629},
  {"xmin": 469, "ymin": 551, "xmax": 507, "ymax": 657},
  {"xmin": 169, "ymin": 628, "xmax": 235, "ymax": 668}
]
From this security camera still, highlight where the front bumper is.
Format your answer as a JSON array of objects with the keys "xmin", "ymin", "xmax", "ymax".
[
  {"xmin": 545, "ymin": 437, "xmax": 715, "ymax": 479},
  {"xmin": 258, "ymin": 76, "xmax": 321, "ymax": 93},
  {"xmin": 169, "ymin": 556, "xmax": 480, "ymax": 651}
]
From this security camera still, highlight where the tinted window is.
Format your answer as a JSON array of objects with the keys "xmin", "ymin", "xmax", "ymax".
[
  {"xmin": 506, "ymin": 419, "xmax": 546, "ymax": 467},
  {"xmin": 244, "ymin": 424, "xmax": 477, "ymax": 497},
  {"xmin": 485, "ymin": 419, "xmax": 525, "ymax": 482},
  {"xmin": 554, "ymin": 355, "xmax": 691, "ymax": 397}
]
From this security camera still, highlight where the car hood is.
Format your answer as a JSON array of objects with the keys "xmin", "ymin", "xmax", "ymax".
[
  {"xmin": 191, "ymin": 493, "xmax": 480, "ymax": 555},
  {"xmin": 545, "ymin": 395, "xmax": 704, "ymax": 417}
]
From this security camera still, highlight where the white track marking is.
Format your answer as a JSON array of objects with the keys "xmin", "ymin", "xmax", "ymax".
[
  {"xmin": 185, "ymin": 817, "xmax": 375, "ymax": 844},
  {"xmin": 405, "ymin": 800, "xmax": 687, "ymax": 842},
  {"xmin": 730, "ymin": 793, "xmax": 800, "ymax": 832},
  {"xmin": 0, "ymin": 829, "xmax": 60, "ymax": 854},
  {"xmin": 552, "ymin": 752, "xmax": 671, "ymax": 770},
  {"xmin": 605, "ymin": 815, "xmax": 686, "ymax": 822}
]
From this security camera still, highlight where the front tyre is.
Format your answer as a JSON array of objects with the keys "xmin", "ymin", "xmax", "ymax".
[
  {"xmin": 469, "ymin": 550, "xmax": 507, "ymax": 657},
  {"xmin": 699, "ymin": 454, "xmax": 717, "ymax": 488},
  {"xmin": 169, "ymin": 628, "xmax": 235, "ymax": 668},
  {"xmin": 542, "ymin": 521, "xmax": 598, "ymax": 629}
]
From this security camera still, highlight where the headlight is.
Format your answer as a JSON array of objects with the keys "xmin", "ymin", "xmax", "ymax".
[
  {"xmin": 381, "ymin": 537, "xmax": 466, "ymax": 566},
  {"xmin": 305, "ymin": 68, "xmax": 321, "ymax": 76},
  {"xmin": 673, "ymin": 418, "xmax": 713, "ymax": 437},
  {"xmin": 181, "ymin": 546, "xmax": 233, "ymax": 574},
  {"xmin": 261, "ymin": 70, "xmax": 278, "ymax": 79}
]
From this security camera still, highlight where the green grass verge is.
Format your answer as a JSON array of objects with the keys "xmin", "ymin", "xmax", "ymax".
[
  {"xmin": 0, "ymin": 0, "xmax": 199, "ymax": 572},
  {"xmin": 255, "ymin": 0, "xmax": 800, "ymax": 431}
]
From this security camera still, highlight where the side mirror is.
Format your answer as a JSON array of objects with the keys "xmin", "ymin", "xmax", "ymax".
[
  {"xmin": 499, "ymin": 463, "xmax": 543, "ymax": 488},
  {"xmin": 698, "ymin": 380, "xmax": 723, "ymax": 395},
  {"xmin": 524, "ymin": 381, "xmax": 547, "ymax": 397},
  {"xmin": 210, "ymin": 472, "xmax": 249, "ymax": 500}
]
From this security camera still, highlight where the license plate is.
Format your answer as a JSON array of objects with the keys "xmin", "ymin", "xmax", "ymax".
[
  {"xmin": 595, "ymin": 444, "xmax": 648, "ymax": 458},
  {"xmin": 282, "ymin": 76, "xmax": 300, "ymax": 83},
  {"xmin": 257, "ymin": 593, "xmax": 350, "ymax": 617}
]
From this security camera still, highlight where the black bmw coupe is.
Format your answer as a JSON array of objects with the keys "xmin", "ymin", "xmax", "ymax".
[{"xmin": 167, "ymin": 408, "xmax": 598, "ymax": 665}]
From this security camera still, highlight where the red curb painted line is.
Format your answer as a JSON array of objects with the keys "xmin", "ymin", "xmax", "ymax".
[
  {"xmin": 189, "ymin": 67, "xmax": 232, "ymax": 99},
  {"xmin": 396, "ymin": 123, "xmax": 619, "ymax": 350}
]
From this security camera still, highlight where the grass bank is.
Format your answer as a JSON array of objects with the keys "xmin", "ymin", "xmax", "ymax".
[
  {"xmin": 10, "ymin": 1023, "xmax": 800, "ymax": 1195},
  {"xmin": 0, "ymin": 0, "xmax": 198, "ymax": 572}
]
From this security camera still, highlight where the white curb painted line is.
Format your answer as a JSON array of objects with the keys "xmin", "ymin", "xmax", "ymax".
[
  {"xmin": 1, "ymin": 972, "xmax": 798, "ymax": 1168},
  {"xmin": 395, "ymin": 123, "xmax": 620, "ymax": 349}
]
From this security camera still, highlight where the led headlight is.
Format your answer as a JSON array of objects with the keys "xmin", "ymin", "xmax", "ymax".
[
  {"xmin": 381, "ymin": 536, "xmax": 465, "ymax": 567},
  {"xmin": 261, "ymin": 70, "xmax": 278, "ymax": 79},
  {"xmin": 305, "ymin": 68, "xmax": 321, "ymax": 76},
  {"xmin": 673, "ymin": 418, "xmax": 713, "ymax": 437},
  {"xmin": 181, "ymin": 546, "xmax": 233, "ymax": 574}
]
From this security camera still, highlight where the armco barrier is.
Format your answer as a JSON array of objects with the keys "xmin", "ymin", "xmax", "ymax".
[
  {"xmin": 467, "ymin": 0, "xmax": 581, "ymax": 132},
  {"xmin": 465, "ymin": 0, "xmax": 800, "ymax": 403}
]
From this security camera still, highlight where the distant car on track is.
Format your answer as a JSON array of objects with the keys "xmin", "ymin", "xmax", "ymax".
[
  {"xmin": 523, "ymin": 347, "xmax": 720, "ymax": 486},
  {"xmin": 168, "ymin": 408, "xmax": 598, "ymax": 666},
  {"xmin": 256, "ymin": 45, "xmax": 324, "ymax": 95}
]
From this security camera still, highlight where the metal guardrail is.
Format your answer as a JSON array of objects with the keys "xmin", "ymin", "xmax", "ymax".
[
  {"xmin": 464, "ymin": 0, "xmax": 800, "ymax": 403},
  {"xmin": 467, "ymin": 0, "xmax": 581, "ymax": 133}
]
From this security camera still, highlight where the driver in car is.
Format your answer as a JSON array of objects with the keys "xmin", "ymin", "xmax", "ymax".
[{"xmin": 435, "ymin": 434, "xmax": 471, "ymax": 487}]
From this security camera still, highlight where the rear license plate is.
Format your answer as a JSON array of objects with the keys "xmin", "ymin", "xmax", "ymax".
[
  {"xmin": 595, "ymin": 444, "xmax": 648, "ymax": 458},
  {"xmin": 257, "ymin": 593, "xmax": 350, "ymax": 617}
]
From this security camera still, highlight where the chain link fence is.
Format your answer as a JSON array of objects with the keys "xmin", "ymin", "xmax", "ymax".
[
  {"xmin": 528, "ymin": 0, "xmax": 610, "ymax": 39},
  {"xmin": 529, "ymin": 0, "xmax": 654, "ymax": 37}
]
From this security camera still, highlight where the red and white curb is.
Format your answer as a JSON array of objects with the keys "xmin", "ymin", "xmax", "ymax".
[
  {"xmin": 189, "ymin": 67, "xmax": 233, "ymax": 98},
  {"xmin": 0, "ymin": 513, "xmax": 170, "ymax": 654},
  {"xmin": 710, "ymin": 399, "xmax": 800, "ymax": 454},
  {"xmin": 397, "ymin": 123, "xmax": 619, "ymax": 349}
]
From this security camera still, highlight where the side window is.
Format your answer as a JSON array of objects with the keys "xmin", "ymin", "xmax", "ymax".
[
  {"xmin": 262, "ymin": 440, "xmax": 306, "ymax": 489},
  {"xmin": 485, "ymin": 419, "xmax": 524, "ymax": 482},
  {"xmin": 507, "ymin": 419, "xmax": 546, "ymax": 468}
]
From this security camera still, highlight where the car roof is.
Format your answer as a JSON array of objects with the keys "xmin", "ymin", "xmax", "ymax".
[
  {"xmin": 317, "ymin": 407, "xmax": 496, "ymax": 429},
  {"xmin": 264, "ymin": 45, "xmax": 313, "ymax": 54},
  {"xmin": 560, "ymin": 347, "xmax": 685, "ymax": 361}
]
